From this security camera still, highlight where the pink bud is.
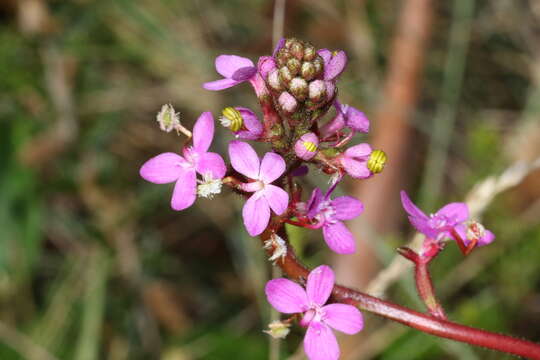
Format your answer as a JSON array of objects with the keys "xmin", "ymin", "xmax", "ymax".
[
  {"xmin": 278, "ymin": 92, "xmax": 298, "ymax": 113},
  {"xmin": 294, "ymin": 132, "xmax": 319, "ymax": 160}
]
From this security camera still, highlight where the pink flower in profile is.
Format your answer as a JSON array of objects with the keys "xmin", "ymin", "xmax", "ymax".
[
  {"xmin": 400, "ymin": 191, "xmax": 469, "ymax": 240},
  {"xmin": 140, "ymin": 112, "xmax": 226, "ymax": 210},
  {"xmin": 317, "ymin": 49, "xmax": 348, "ymax": 81},
  {"xmin": 228, "ymin": 141, "xmax": 289, "ymax": 236},
  {"xmin": 337, "ymin": 143, "xmax": 374, "ymax": 179},
  {"xmin": 265, "ymin": 265, "xmax": 364, "ymax": 360},
  {"xmin": 219, "ymin": 106, "xmax": 263, "ymax": 140},
  {"xmin": 203, "ymin": 55, "xmax": 257, "ymax": 91},
  {"xmin": 320, "ymin": 101, "xmax": 370, "ymax": 140},
  {"xmin": 306, "ymin": 188, "xmax": 364, "ymax": 254}
]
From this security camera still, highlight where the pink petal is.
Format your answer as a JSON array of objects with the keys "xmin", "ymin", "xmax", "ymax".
[
  {"xmin": 258, "ymin": 56, "xmax": 277, "ymax": 78},
  {"xmin": 196, "ymin": 152, "xmax": 226, "ymax": 179},
  {"xmin": 324, "ymin": 50, "xmax": 347, "ymax": 80},
  {"xmin": 228, "ymin": 140, "xmax": 260, "ymax": 179},
  {"xmin": 304, "ymin": 322, "xmax": 339, "ymax": 360},
  {"xmin": 341, "ymin": 157, "xmax": 371, "ymax": 179},
  {"xmin": 263, "ymin": 184, "xmax": 289, "ymax": 215},
  {"xmin": 436, "ymin": 202, "xmax": 469, "ymax": 225},
  {"xmin": 306, "ymin": 265, "xmax": 334, "ymax": 306},
  {"xmin": 322, "ymin": 303, "xmax": 364, "ymax": 334},
  {"xmin": 307, "ymin": 188, "xmax": 324, "ymax": 219},
  {"xmin": 140, "ymin": 152, "xmax": 184, "ymax": 184},
  {"xmin": 231, "ymin": 66, "xmax": 257, "ymax": 81},
  {"xmin": 322, "ymin": 222, "xmax": 356, "ymax": 254},
  {"xmin": 272, "ymin": 38, "xmax": 285, "ymax": 57},
  {"xmin": 171, "ymin": 170, "xmax": 196, "ymax": 211},
  {"xmin": 192, "ymin": 112, "xmax": 214, "ymax": 153},
  {"xmin": 400, "ymin": 191, "xmax": 428, "ymax": 220},
  {"xmin": 259, "ymin": 152, "xmax": 286, "ymax": 183},
  {"xmin": 215, "ymin": 55, "xmax": 254, "ymax": 78},
  {"xmin": 242, "ymin": 194, "xmax": 270, "ymax": 236},
  {"xmin": 202, "ymin": 78, "xmax": 240, "ymax": 91},
  {"xmin": 265, "ymin": 278, "xmax": 308, "ymax": 313},
  {"xmin": 345, "ymin": 143, "xmax": 372, "ymax": 158},
  {"xmin": 317, "ymin": 49, "xmax": 332, "ymax": 65},
  {"xmin": 332, "ymin": 196, "xmax": 364, "ymax": 220},
  {"xmin": 345, "ymin": 107, "xmax": 369, "ymax": 133},
  {"xmin": 320, "ymin": 114, "xmax": 345, "ymax": 139},
  {"xmin": 478, "ymin": 230, "xmax": 495, "ymax": 246},
  {"xmin": 237, "ymin": 107, "xmax": 263, "ymax": 139}
]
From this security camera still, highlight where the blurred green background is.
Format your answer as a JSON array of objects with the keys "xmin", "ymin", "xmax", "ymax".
[{"xmin": 1, "ymin": 0, "xmax": 539, "ymax": 359}]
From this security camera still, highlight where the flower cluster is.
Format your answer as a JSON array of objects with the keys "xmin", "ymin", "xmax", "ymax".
[{"xmin": 139, "ymin": 37, "xmax": 497, "ymax": 360}]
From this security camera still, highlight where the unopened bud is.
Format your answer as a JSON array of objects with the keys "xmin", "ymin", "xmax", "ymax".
[
  {"xmin": 267, "ymin": 69, "xmax": 283, "ymax": 91},
  {"xmin": 279, "ymin": 66, "xmax": 293, "ymax": 85},
  {"xmin": 276, "ymin": 48, "xmax": 292, "ymax": 67},
  {"xmin": 312, "ymin": 56, "xmax": 324, "ymax": 78},
  {"xmin": 263, "ymin": 321, "xmax": 290, "ymax": 339},
  {"xmin": 220, "ymin": 107, "xmax": 243, "ymax": 132},
  {"xmin": 278, "ymin": 91, "xmax": 297, "ymax": 113},
  {"xmin": 301, "ymin": 61, "xmax": 316, "ymax": 81},
  {"xmin": 289, "ymin": 77, "xmax": 308, "ymax": 101},
  {"xmin": 286, "ymin": 57, "xmax": 301, "ymax": 76},
  {"xmin": 308, "ymin": 80, "xmax": 326, "ymax": 103},
  {"xmin": 290, "ymin": 41, "xmax": 304, "ymax": 60},
  {"xmin": 367, "ymin": 149, "xmax": 387, "ymax": 174},
  {"xmin": 294, "ymin": 132, "xmax": 319, "ymax": 160},
  {"xmin": 303, "ymin": 44, "xmax": 316, "ymax": 61},
  {"xmin": 156, "ymin": 104, "xmax": 181, "ymax": 133}
]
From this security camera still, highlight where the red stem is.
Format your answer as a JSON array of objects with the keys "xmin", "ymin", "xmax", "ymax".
[{"xmin": 262, "ymin": 223, "xmax": 540, "ymax": 359}]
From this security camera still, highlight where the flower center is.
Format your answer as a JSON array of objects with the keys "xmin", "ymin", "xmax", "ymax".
[
  {"xmin": 301, "ymin": 304, "xmax": 325, "ymax": 327},
  {"xmin": 220, "ymin": 107, "xmax": 243, "ymax": 132},
  {"xmin": 316, "ymin": 200, "xmax": 336, "ymax": 225},
  {"xmin": 197, "ymin": 173, "xmax": 222, "ymax": 199},
  {"xmin": 367, "ymin": 149, "xmax": 387, "ymax": 174},
  {"xmin": 182, "ymin": 147, "xmax": 199, "ymax": 168},
  {"xmin": 466, "ymin": 221, "xmax": 485, "ymax": 241}
]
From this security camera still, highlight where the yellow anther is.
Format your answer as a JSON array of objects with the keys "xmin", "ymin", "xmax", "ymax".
[
  {"xmin": 367, "ymin": 149, "xmax": 387, "ymax": 174},
  {"xmin": 303, "ymin": 141, "xmax": 318, "ymax": 153},
  {"xmin": 221, "ymin": 107, "xmax": 243, "ymax": 132}
]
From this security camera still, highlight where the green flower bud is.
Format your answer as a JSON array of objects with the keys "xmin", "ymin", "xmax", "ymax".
[
  {"xmin": 286, "ymin": 57, "xmax": 301, "ymax": 76},
  {"xmin": 289, "ymin": 77, "xmax": 308, "ymax": 101},
  {"xmin": 301, "ymin": 61, "xmax": 316, "ymax": 81}
]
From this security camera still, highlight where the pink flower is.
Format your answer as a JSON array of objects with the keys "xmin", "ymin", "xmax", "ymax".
[
  {"xmin": 400, "ymin": 191, "xmax": 469, "ymax": 241},
  {"xmin": 306, "ymin": 188, "xmax": 364, "ymax": 254},
  {"xmin": 454, "ymin": 221, "xmax": 495, "ymax": 247},
  {"xmin": 317, "ymin": 49, "xmax": 347, "ymax": 81},
  {"xmin": 139, "ymin": 112, "xmax": 226, "ymax": 210},
  {"xmin": 338, "ymin": 143, "xmax": 374, "ymax": 179},
  {"xmin": 265, "ymin": 265, "xmax": 364, "ymax": 360},
  {"xmin": 228, "ymin": 141, "xmax": 289, "ymax": 236},
  {"xmin": 203, "ymin": 55, "xmax": 257, "ymax": 91},
  {"xmin": 220, "ymin": 107, "xmax": 263, "ymax": 140}
]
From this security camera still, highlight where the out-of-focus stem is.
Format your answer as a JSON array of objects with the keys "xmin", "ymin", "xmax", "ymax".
[{"xmin": 261, "ymin": 221, "xmax": 540, "ymax": 359}]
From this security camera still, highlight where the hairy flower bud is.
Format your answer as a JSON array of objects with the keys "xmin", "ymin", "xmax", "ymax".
[
  {"xmin": 290, "ymin": 41, "xmax": 304, "ymax": 60},
  {"xmin": 267, "ymin": 69, "xmax": 283, "ymax": 91},
  {"xmin": 301, "ymin": 61, "xmax": 316, "ymax": 81},
  {"xmin": 303, "ymin": 44, "xmax": 316, "ymax": 61},
  {"xmin": 294, "ymin": 132, "xmax": 319, "ymax": 160},
  {"xmin": 286, "ymin": 57, "xmax": 301, "ymax": 76},
  {"xmin": 367, "ymin": 149, "xmax": 387, "ymax": 174},
  {"xmin": 279, "ymin": 66, "xmax": 293, "ymax": 85},
  {"xmin": 276, "ymin": 48, "xmax": 292, "ymax": 67},
  {"xmin": 308, "ymin": 80, "xmax": 326, "ymax": 103},
  {"xmin": 289, "ymin": 77, "xmax": 308, "ymax": 101},
  {"xmin": 312, "ymin": 56, "xmax": 324, "ymax": 78},
  {"xmin": 264, "ymin": 320, "xmax": 290, "ymax": 339},
  {"xmin": 278, "ymin": 91, "xmax": 297, "ymax": 113}
]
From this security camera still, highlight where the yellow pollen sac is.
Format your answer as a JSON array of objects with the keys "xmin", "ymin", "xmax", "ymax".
[
  {"xmin": 303, "ymin": 141, "xmax": 318, "ymax": 152},
  {"xmin": 221, "ymin": 107, "xmax": 243, "ymax": 132},
  {"xmin": 367, "ymin": 149, "xmax": 387, "ymax": 174}
]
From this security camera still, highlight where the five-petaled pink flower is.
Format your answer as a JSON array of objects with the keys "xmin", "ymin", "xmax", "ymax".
[
  {"xmin": 400, "ymin": 190, "xmax": 469, "ymax": 240},
  {"xmin": 306, "ymin": 188, "xmax": 363, "ymax": 254},
  {"xmin": 140, "ymin": 112, "xmax": 226, "ymax": 210},
  {"xmin": 203, "ymin": 55, "xmax": 257, "ymax": 91},
  {"xmin": 228, "ymin": 141, "xmax": 289, "ymax": 236},
  {"xmin": 321, "ymin": 101, "xmax": 369, "ymax": 139},
  {"xmin": 265, "ymin": 265, "xmax": 364, "ymax": 360}
]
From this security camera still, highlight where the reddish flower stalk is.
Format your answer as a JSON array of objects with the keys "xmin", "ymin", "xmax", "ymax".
[{"xmin": 262, "ymin": 221, "xmax": 540, "ymax": 360}]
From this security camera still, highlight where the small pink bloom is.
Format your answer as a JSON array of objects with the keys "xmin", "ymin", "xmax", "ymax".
[
  {"xmin": 228, "ymin": 141, "xmax": 289, "ymax": 236},
  {"xmin": 306, "ymin": 188, "xmax": 364, "ymax": 254},
  {"xmin": 294, "ymin": 132, "xmax": 319, "ymax": 160},
  {"xmin": 220, "ymin": 107, "xmax": 263, "ymax": 140},
  {"xmin": 400, "ymin": 191, "xmax": 469, "ymax": 241},
  {"xmin": 203, "ymin": 55, "xmax": 257, "ymax": 91},
  {"xmin": 454, "ymin": 221, "xmax": 495, "ymax": 247},
  {"xmin": 265, "ymin": 265, "xmax": 364, "ymax": 360},
  {"xmin": 140, "ymin": 112, "xmax": 226, "ymax": 211}
]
